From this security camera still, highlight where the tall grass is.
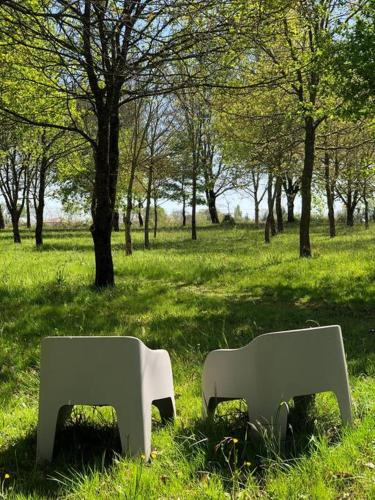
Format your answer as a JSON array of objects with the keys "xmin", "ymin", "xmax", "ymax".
[{"xmin": 0, "ymin": 223, "xmax": 374, "ymax": 498}]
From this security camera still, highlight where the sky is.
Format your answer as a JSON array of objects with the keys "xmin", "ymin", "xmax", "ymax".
[{"xmin": 40, "ymin": 187, "xmax": 298, "ymax": 222}]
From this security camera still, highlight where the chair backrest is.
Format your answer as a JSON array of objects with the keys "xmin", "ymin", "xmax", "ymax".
[
  {"xmin": 203, "ymin": 325, "xmax": 349, "ymax": 401},
  {"xmin": 40, "ymin": 336, "xmax": 146, "ymax": 402},
  {"xmin": 238, "ymin": 325, "xmax": 348, "ymax": 398}
]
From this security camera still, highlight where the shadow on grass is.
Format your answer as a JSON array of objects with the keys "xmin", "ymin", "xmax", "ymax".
[
  {"xmin": 168, "ymin": 395, "xmax": 343, "ymax": 493},
  {"xmin": 0, "ymin": 423, "xmax": 122, "ymax": 498},
  {"xmin": 0, "ymin": 395, "xmax": 344, "ymax": 498},
  {"xmin": 0, "ymin": 269, "xmax": 374, "ymax": 404}
]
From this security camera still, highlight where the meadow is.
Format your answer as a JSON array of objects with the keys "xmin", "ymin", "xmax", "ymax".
[{"xmin": 0, "ymin": 222, "xmax": 374, "ymax": 499}]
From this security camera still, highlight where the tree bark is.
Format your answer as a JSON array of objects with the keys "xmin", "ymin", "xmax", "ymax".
[
  {"xmin": 124, "ymin": 155, "xmax": 137, "ymax": 255},
  {"xmin": 346, "ymin": 204, "xmax": 355, "ymax": 227},
  {"xmin": 112, "ymin": 210, "xmax": 120, "ymax": 232},
  {"xmin": 90, "ymin": 98, "xmax": 120, "ymax": 286},
  {"xmin": 191, "ymin": 160, "xmax": 197, "ymax": 240},
  {"xmin": 26, "ymin": 191, "xmax": 31, "ymax": 228},
  {"xmin": 0, "ymin": 205, "xmax": 5, "ymax": 229},
  {"xmin": 35, "ymin": 157, "xmax": 47, "ymax": 247},
  {"xmin": 265, "ymin": 174, "xmax": 276, "ymax": 244},
  {"xmin": 364, "ymin": 197, "xmax": 369, "ymax": 229},
  {"xmin": 138, "ymin": 201, "xmax": 143, "ymax": 227},
  {"xmin": 324, "ymin": 152, "xmax": 335, "ymax": 238},
  {"xmin": 153, "ymin": 197, "xmax": 158, "ymax": 238},
  {"xmin": 182, "ymin": 193, "xmax": 186, "ymax": 227},
  {"xmin": 206, "ymin": 189, "xmax": 219, "ymax": 224},
  {"xmin": 299, "ymin": 117, "xmax": 315, "ymax": 257},
  {"xmin": 275, "ymin": 176, "xmax": 284, "ymax": 233},
  {"xmin": 109, "ymin": 110, "xmax": 120, "ymax": 212},
  {"xmin": 124, "ymin": 204, "xmax": 132, "ymax": 254},
  {"xmin": 254, "ymin": 202, "xmax": 260, "ymax": 228},
  {"xmin": 283, "ymin": 175, "xmax": 299, "ymax": 223},
  {"xmin": 144, "ymin": 163, "xmax": 153, "ymax": 249},
  {"xmin": 90, "ymin": 121, "xmax": 114, "ymax": 287},
  {"xmin": 11, "ymin": 213, "xmax": 21, "ymax": 243},
  {"xmin": 287, "ymin": 199, "xmax": 294, "ymax": 223}
]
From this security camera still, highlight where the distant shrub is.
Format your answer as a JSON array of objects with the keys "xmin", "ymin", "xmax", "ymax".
[{"xmin": 221, "ymin": 214, "xmax": 236, "ymax": 226}]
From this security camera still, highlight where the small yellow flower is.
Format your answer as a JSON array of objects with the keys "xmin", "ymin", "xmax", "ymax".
[
  {"xmin": 151, "ymin": 451, "xmax": 158, "ymax": 459},
  {"xmin": 244, "ymin": 461, "xmax": 251, "ymax": 467},
  {"xmin": 140, "ymin": 454, "xmax": 146, "ymax": 460},
  {"xmin": 4, "ymin": 473, "xmax": 10, "ymax": 479},
  {"xmin": 232, "ymin": 438, "xmax": 239, "ymax": 444}
]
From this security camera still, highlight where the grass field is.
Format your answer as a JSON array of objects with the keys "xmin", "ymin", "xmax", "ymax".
[{"xmin": 0, "ymin": 222, "xmax": 374, "ymax": 499}]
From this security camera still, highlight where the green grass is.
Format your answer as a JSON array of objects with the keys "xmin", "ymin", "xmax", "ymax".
[{"xmin": 0, "ymin": 222, "xmax": 374, "ymax": 499}]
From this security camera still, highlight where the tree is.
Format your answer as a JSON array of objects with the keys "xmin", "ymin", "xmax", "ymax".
[
  {"xmin": 0, "ymin": 144, "xmax": 28, "ymax": 243},
  {"xmin": 331, "ymin": 1, "xmax": 375, "ymax": 117},
  {"xmin": 0, "ymin": 0, "xmax": 233, "ymax": 286},
  {"xmin": 120, "ymin": 100, "xmax": 150, "ymax": 256},
  {"xmin": 142, "ymin": 97, "xmax": 174, "ymax": 249},
  {"xmin": 31, "ymin": 130, "xmax": 83, "ymax": 246},
  {"xmin": 0, "ymin": 204, "xmax": 5, "ymax": 229},
  {"xmin": 245, "ymin": 1, "xmax": 358, "ymax": 256},
  {"xmin": 176, "ymin": 89, "xmax": 205, "ymax": 240},
  {"xmin": 234, "ymin": 204, "xmax": 242, "ymax": 221},
  {"xmin": 282, "ymin": 173, "xmax": 300, "ymax": 224},
  {"xmin": 316, "ymin": 119, "xmax": 375, "ymax": 232}
]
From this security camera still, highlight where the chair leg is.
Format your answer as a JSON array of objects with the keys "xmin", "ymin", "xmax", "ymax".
[
  {"xmin": 153, "ymin": 397, "xmax": 175, "ymax": 423},
  {"xmin": 57, "ymin": 405, "xmax": 73, "ymax": 428},
  {"xmin": 202, "ymin": 394, "xmax": 215, "ymax": 418},
  {"xmin": 246, "ymin": 397, "xmax": 288, "ymax": 444},
  {"xmin": 36, "ymin": 402, "xmax": 62, "ymax": 464},
  {"xmin": 335, "ymin": 385, "xmax": 353, "ymax": 426},
  {"xmin": 116, "ymin": 404, "xmax": 152, "ymax": 460}
]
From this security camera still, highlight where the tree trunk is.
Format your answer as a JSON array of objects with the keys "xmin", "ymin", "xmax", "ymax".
[
  {"xmin": 25, "ymin": 167, "xmax": 31, "ymax": 229},
  {"xmin": 192, "ymin": 160, "xmax": 197, "ymax": 240},
  {"xmin": 124, "ymin": 205, "xmax": 132, "ymax": 254},
  {"xmin": 138, "ymin": 202, "xmax": 143, "ymax": 227},
  {"xmin": 299, "ymin": 117, "xmax": 315, "ymax": 257},
  {"xmin": 35, "ymin": 157, "xmax": 47, "ymax": 247},
  {"xmin": 287, "ymin": 199, "xmax": 295, "ymax": 223},
  {"xmin": 283, "ymin": 175, "xmax": 299, "ymax": 223},
  {"xmin": 109, "ymin": 110, "xmax": 120, "ymax": 212},
  {"xmin": 346, "ymin": 204, "xmax": 355, "ymax": 227},
  {"xmin": 275, "ymin": 176, "xmax": 283, "ymax": 233},
  {"xmin": 324, "ymin": 152, "xmax": 335, "ymax": 238},
  {"xmin": 364, "ymin": 197, "xmax": 369, "ymax": 229},
  {"xmin": 271, "ymin": 212, "xmax": 276, "ymax": 236},
  {"xmin": 144, "ymin": 164, "xmax": 153, "ymax": 249},
  {"xmin": 206, "ymin": 189, "xmax": 219, "ymax": 224},
  {"xmin": 153, "ymin": 197, "xmax": 158, "ymax": 238},
  {"xmin": 35, "ymin": 204, "xmax": 44, "ymax": 246},
  {"xmin": 265, "ymin": 174, "xmax": 276, "ymax": 244},
  {"xmin": 182, "ymin": 194, "xmax": 186, "ymax": 227},
  {"xmin": 112, "ymin": 210, "xmax": 120, "ymax": 232},
  {"xmin": 0, "ymin": 205, "xmax": 5, "ymax": 229},
  {"xmin": 254, "ymin": 198, "xmax": 260, "ymax": 229},
  {"xmin": 124, "ymin": 159, "xmax": 137, "ymax": 256},
  {"xmin": 90, "ymin": 122, "xmax": 114, "ymax": 288},
  {"xmin": 26, "ymin": 196, "xmax": 31, "ymax": 229},
  {"xmin": 11, "ymin": 212, "xmax": 21, "ymax": 243}
]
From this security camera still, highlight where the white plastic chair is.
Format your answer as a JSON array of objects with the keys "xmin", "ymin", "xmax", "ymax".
[
  {"xmin": 36, "ymin": 336, "xmax": 175, "ymax": 463},
  {"xmin": 202, "ymin": 325, "xmax": 352, "ymax": 440}
]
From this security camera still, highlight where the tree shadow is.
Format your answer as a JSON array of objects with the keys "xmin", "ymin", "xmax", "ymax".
[{"xmin": 0, "ymin": 267, "xmax": 374, "ymax": 405}]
